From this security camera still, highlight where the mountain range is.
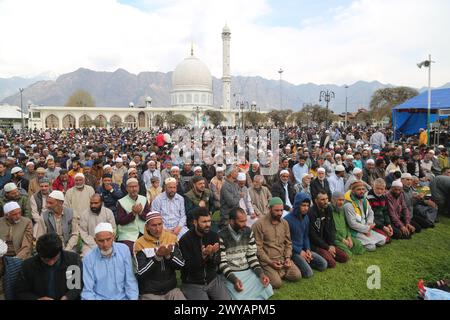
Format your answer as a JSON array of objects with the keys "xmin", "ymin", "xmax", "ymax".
[{"xmin": 1, "ymin": 68, "xmax": 450, "ymax": 113}]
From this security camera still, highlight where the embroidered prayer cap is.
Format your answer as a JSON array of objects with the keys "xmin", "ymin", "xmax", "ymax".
[
  {"xmin": 145, "ymin": 211, "xmax": 162, "ymax": 223},
  {"xmin": 279, "ymin": 169, "xmax": 290, "ymax": 176},
  {"xmin": 4, "ymin": 183, "xmax": 18, "ymax": 193},
  {"xmin": 170, "ymin": 166, "xmax": 180, "ymax": 172},
  {"xmin": 74, "ymin": 173, "xmax": 85, "ymax": 179},
  {"xmin": 350, "ymin": 180, "xmax": 365, "ymax": 190},
  {"xmin": 335, "ymin": 165, "xmax": 345, "ymax": 172},
  {"xmin": 11, "ymin": 167, "xmax": 23, "ymax": 174},
  {"xmin": 269, "ymin": 197, "xmax": 284, "ymax": 207},
  {"xmin": 391, "ymin": 180, "xmax": 403, "ymax": 188},
  {"xmin": 317, "ymin": 168, "xmax": 326, "ymax": 173},
  {"xmin": 49, "ymin": 190, "xmax": 65, "ymax": 201},
  {"xmin": 115, "ymin": 157, "xmax": 123, "ymax": 163},
  {"xmin": 194, "ymin": 166, "xmax": 203, "ymax": 172},
  {"xmin": 126, "ymin": 178, "xmax": 139, "ymax": 185},
  {"xmin": 165, "ymin": 177, "xmax": 177, "ymax": 185},
  {"xmin": 237, "ymin": 172, "xmax": 247, "ymax": 181}
]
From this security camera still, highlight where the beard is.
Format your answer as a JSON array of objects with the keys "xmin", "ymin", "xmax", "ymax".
[
  {"xmin": 354, "ymin": 193, "xmax": 365, "ymax": 199},
  {"xmin": 100, "ymin": 247, "xmax": 113, "ymax": 256},
  {"xmin": 75, "ymin": 184, "xmax": 84, "ymax": 189},
  {"xmin": 90, "ymin": 206, "xmax": 101, "ymax": 214}
]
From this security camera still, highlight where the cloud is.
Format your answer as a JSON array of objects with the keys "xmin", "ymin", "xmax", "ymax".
[{"xmin": 0, "ymin": 0, "xmax": 449, "ymax": 88}]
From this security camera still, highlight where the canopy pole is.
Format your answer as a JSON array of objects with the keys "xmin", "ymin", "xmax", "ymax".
[{"xmin": 427, "ymin": 54, "xmax": 432, "ymax": 146}]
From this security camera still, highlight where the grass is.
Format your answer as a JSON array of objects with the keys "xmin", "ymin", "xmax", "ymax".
[{"xmin": 270, "ymin": 217, "xmax": 450, "ymax": 300}]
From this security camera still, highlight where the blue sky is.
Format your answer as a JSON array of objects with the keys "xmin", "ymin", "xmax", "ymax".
[{"xmin": 0, "ymin": 0, "xmax": 449, "ymax": 88}]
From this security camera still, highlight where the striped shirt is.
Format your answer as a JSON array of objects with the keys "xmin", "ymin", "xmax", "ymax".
[
  {"xmin": 218, "ymin": 225, "xmax": 263, "ymax": 284},
  {"xmin": 151, "ymin": 192, "xmax": 186, "ymax": 231}
]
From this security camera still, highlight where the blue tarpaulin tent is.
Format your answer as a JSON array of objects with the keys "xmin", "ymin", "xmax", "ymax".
[{"xmin": 393, "ymin": 88, "xmax": 450, "ymax": 138}]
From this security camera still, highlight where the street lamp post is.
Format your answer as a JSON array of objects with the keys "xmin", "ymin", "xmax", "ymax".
[
  {"xmin": 344, "ymin": 85, "xmax": 349, "ymax": 128},
  {"xmin": 278, "ymin": 68, "xmax": 284, "ymax": 110},
  {"xmin": 417, "ymin": 55, "xmax": 435, "ymax": 146},
  {"xmin": 19, "ymin": 88, "xmax": 24, "ymax": 130},
  {"xmin": 319, "ymin": 90, "xmax": 335, "ymax": 129},
  {"xmin": 193, "ymin": 106, "xmax": 202, "ymax": 128}
]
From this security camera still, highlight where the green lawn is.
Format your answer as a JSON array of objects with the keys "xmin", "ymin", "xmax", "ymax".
[{"xmin": 271, "ymin": 217, "xmax": 450, "ymax": 300}]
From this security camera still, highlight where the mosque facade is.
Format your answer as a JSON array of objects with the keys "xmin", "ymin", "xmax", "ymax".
[{"xmin": 28, "ymin": 25, "xmax": 240, "ymax": 130}]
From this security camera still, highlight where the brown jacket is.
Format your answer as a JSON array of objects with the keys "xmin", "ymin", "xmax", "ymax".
[
  {"xmin": 0, "ymin": 216, "xmax": 33, "ymax": 260},
  {"xmin": 251, "ymin": 214, "xmax": 293, "ymax": 266},
  {"xmin": 248, "ymin": 186, "xmax": 272, "ymax": 217}
]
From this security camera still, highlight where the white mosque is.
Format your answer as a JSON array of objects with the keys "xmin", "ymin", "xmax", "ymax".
[{"xmin": 28, "ymin": 25, "xmax": 238, "ymax": 129}]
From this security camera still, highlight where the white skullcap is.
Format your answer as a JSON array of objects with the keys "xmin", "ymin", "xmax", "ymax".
[
  {"xmin": 353, "ymin": 168, "xmax": 363, "ymax": 175},
  {"xmin": 0, "ymin": 239, "xmax": 7, "ymax": 257},
  {"xmin": 335, "ymin": 153, "xmax": 342, "ymax": 158},
  {"xmin": 26, "ymin": 162, "xmax": 34, "ymax": 167},
  {"xmin": 115, "ymin": 157, "xmax": 123, "ymax": 163},
  {"xmin": 129, "ymin": 161, "xmax": 137, "ymax": 166},
  {"xmin": 4, "ymin": 183, "xmax": 18, "ymax": 192},
  {"xmin": 428, "ymin": 150, "xmax": 435, "ymax": 155},
  {"xmin": 11, "ymin": 167, "xmax": 23, "ymax": 174},
  {"xmin": 301, "ymin": 173, "xmax": 311, "ymax": 179},
  {"xmin": 279, "ymin": 170, "xmax": 290, "ymax": 176},
  {"xmin": 126, "ymin": 178, "xmax": 139, "ymax": 185},
  {"xmin": 373, "ymin": 149, "xmax": 380, "ymax": 153},
  {"xmin": 74, "ymin": 173, "xmax": 85, "ymax": 179},
  {"xmin": 150, "ymin": 152, "xmax": 156, "ymax": 157},
  {"xmin": 147, "ymin": 160, "xmax": 155, "ymax": 165},
  {"xmin": 237, "ymin": 172, "xmax": 247, "ymax": 181},
  {"xmin": 405, "ymin": 148, "xmax": 411, "ymax": 153},
  {"xmin": 392, "ymin": 180, "xmax": 403, "ymax": 188},
  {"xmin": 103, "ymin": 164, "xmax": 111, "ymax": 170},
  {"xmin": 438, "ymin": 145, "xmax": 445, "ymax": 149},
  {"xmin": 3, "ymin": 201, "xmax": 20, "ymax": 215},
  {"xmin": 165, "ymin": 177, "xmax": 177, "ymax": 185},
  {"xmin": 401, "ymin": 173, "xmax": 412, "ymax": 179},
  {"xmin": 170, "ymin": 166, "xmax": 180, "ymax": 172},
  {"xmin": 366, "ymin": 159, "xmax": 375, "ymax": 165},
  {"xmin": 49, "ymin": 190, "xmax": 65, "ymax": 201},
  {"xmin": 335, "ymin": 165, "xmax": 345, "ymax": 172},
  {"xmin": 46, "ymin": 155, "xmax": 54, "ymax": 161},
  {"xmin": 347, "ymin": 148, "xmax": 353, "ymax": 151},
  {"xmin": 346, "ymin": 155, "xmax": 354, "ymax": 160},
  {"xmin": 95, "ymin": 222, "xmax": 114, "ymax": 235},
  {"xmin": 252, "ymin": 161, "xmax": 259, "ymax": 166},
  {"xmin": 216, "ymin": 166, "xmax": 225, "ymax": 172},
  {"xmin": 194, "ymin": 166, "xmax": 202, "ymax": 172},
  {"xmin": 317, "ymin": 168, "xmax": 326, "ymax": 173}
]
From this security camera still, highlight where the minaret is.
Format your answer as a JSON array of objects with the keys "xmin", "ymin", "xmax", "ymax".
[{"xmin": 222, "ymin": 24, "xmax": 231, "ymax": 110}]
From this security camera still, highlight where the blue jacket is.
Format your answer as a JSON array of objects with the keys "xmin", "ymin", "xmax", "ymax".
[
  {"xmin": 284, "ymin": 192, "xmax": 311, "ymax": 255},
  {"xmin": 96, "ymin": 184, "xmax": 124, "ymax": 219}
]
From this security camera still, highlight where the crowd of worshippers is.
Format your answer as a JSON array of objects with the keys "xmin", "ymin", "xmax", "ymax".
[{"xmin": 0, "ymin": 126, "xmax": 449, "ymax": 300}]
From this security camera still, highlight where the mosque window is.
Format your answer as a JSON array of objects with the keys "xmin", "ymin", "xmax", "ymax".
[
  {"xmin": 194, "ymin": 94, "xmax": 199, "ymax": 103},
  {"xmin": 201, "ymin": 94, "xmax": 206, "ymax": 104},
  {"xmin": 179, "ymin": 94, "xmax": 184, "ymax": 103},
  {"xmin": 186, "ymin": 94, "xmax": 192, "ymax": 103}
]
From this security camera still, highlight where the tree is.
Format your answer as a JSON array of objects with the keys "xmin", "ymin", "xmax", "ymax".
[
  {"xmin": 204, "ymin": 110, "xmax": 226, "ymax": 127},
  {"xmin": 267, "ymin": 109, "xmax": 293, "ymax": 127},
  {"xmin": 171, "ymin": 114, "xmax": 188, "ymax": 127},
  {"xmin": 369, "ymin": 87, "xmax": 419, "ymax": 122},
  {"xmin": 65, "ymin": 89, "xmax": 96, "ymax": 108},
  {"xmin": 244, "ymin": 112, "xmax": 268, "ymax": 127},
  {"xmin": 298, "ymin": 104, "xmax": 336, "ymax": 126},
  {"xmin": 154, "ymin": 114, "xmax": 164, "ymax": 127}
]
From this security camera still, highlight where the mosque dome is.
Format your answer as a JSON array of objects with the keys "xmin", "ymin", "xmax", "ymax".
[
  {"xmin": 172, "ymin": 54, "xmax": 212, "ymax": 91},
  {"xmin": 170, "ymin": 49, "xmax": 214, "ymax": 108}
]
